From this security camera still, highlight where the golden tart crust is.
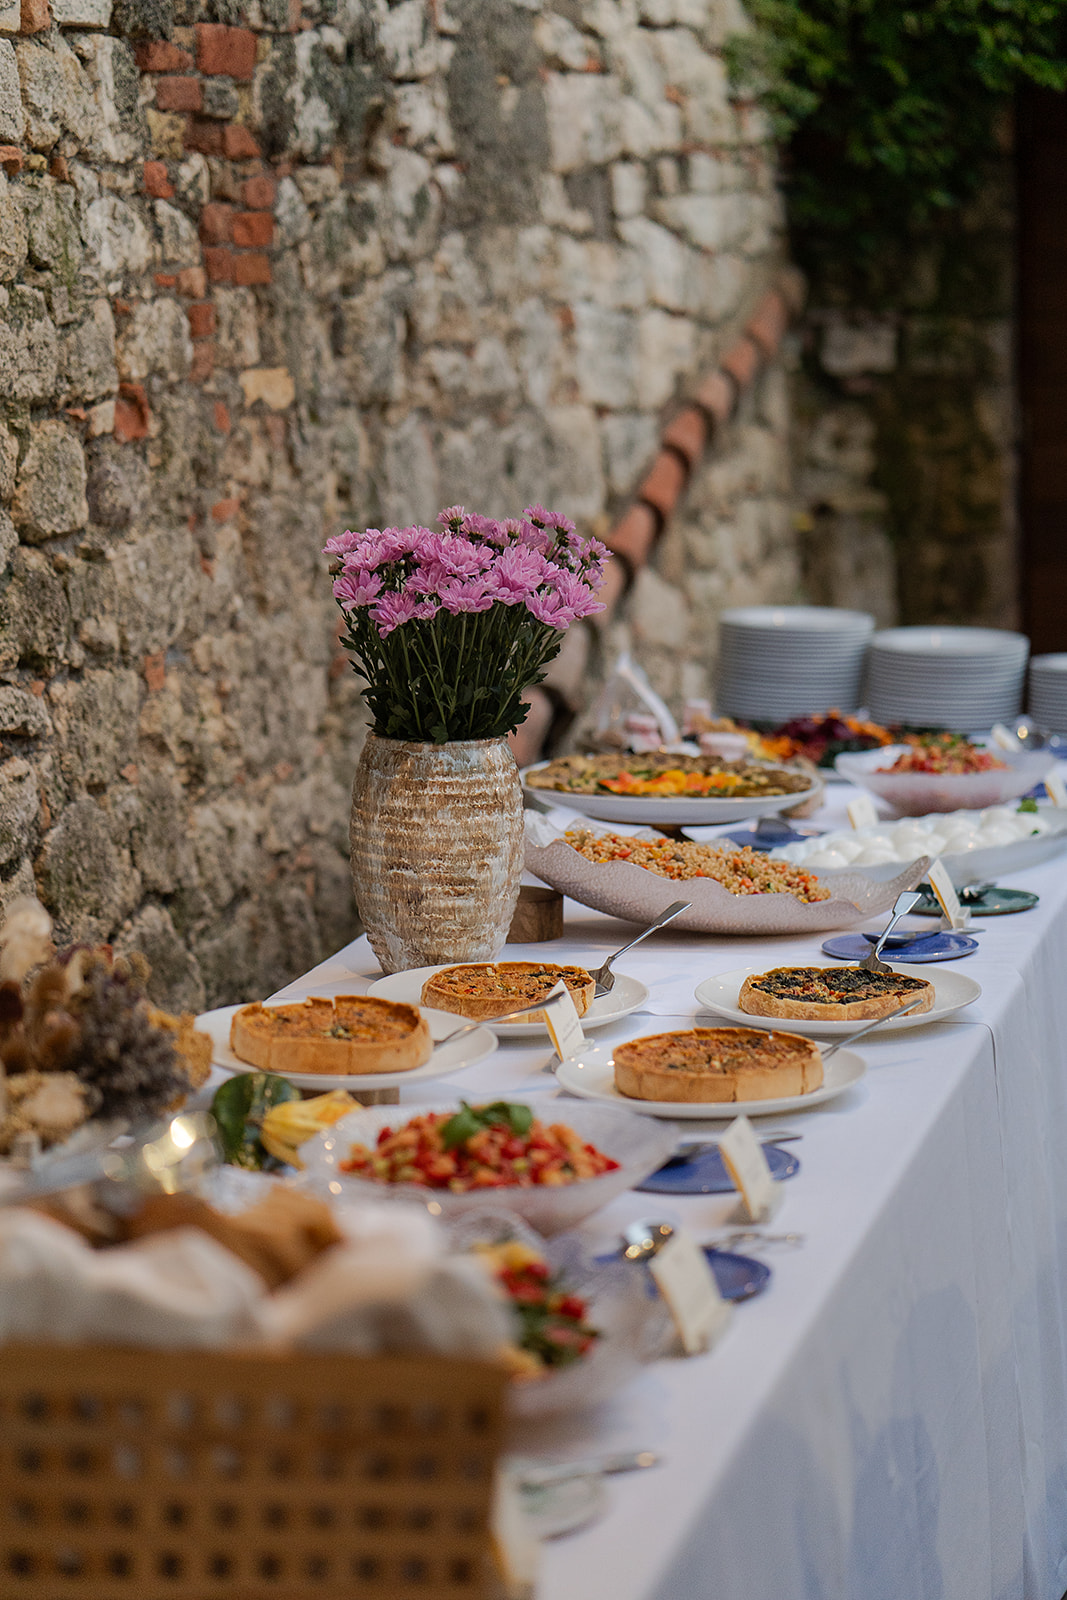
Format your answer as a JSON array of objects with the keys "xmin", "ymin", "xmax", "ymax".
[
  {"xmin": 420, "ymin": 962, "xmax": 594, "ymax": 1024},
  {"xmin": 613, "ymin": 1026, "xmax": 823, "ymax": 1103},
  {"xmin": 738, "ymin": 966, "xmax": 934, "ymax": 1023},
  {"xmin": 230, "ymin": 995, "xmax": 432, "ymax": 1075}
]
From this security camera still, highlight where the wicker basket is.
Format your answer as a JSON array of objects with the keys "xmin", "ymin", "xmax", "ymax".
[{"xmin": 0, "ymin": 1343, "xmax": 508, "ymax": 1600}]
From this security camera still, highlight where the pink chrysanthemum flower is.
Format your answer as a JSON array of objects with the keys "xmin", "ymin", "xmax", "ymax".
[
  {"xmin": 333, "ymin": 569, "xmax": 383, "ymax": 610},
  {"xmin": 371, "ymin": 591, "xmax": 423, "ymax": 635},
  {"xmin": 438, "ymin": 575, "xmax": 500, "ymax": 614}
]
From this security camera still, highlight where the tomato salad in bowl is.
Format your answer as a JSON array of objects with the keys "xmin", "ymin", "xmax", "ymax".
[
  {"xmin": 339, "ymin": 1101, "xmax": 620, "ymax": 1192},
  {"xmin": 300, "ymin": 1098, "xmax": 679, "ymax": 1234}
]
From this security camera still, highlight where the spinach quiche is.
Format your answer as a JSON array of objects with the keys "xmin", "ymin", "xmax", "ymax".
[
  {"xmin": 230, "ymin": 995, "xmax": 432, "ymax": 1074},
  {"xmin": 421, "ymin": 962, "xmax": 594, "ymax": 1024},
  {"xmin": 738, "ymin": 966, "xmax": 934, "ymax": 1024},
  {"xmin": 613, "ymin": 1026, "xmax": 823, "ymax": 1103}
]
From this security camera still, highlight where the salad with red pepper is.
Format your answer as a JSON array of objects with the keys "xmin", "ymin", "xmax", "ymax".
[
  {"xmin": 475, "ymin": 1239, "xmax": 600, "ymax": 1374},
  {"xmin": 338, "ymin": 1101, "xmax": 621, "ymax": 1193}
]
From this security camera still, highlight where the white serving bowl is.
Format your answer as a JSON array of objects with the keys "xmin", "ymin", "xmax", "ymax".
[{"xmin": 300, "ymin": 1099, "xmax": 679, "ymax": 1236}]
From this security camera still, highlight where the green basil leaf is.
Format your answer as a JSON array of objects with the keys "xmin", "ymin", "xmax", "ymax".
[{"xmin": 441, "ymin": 1102, "xmax": 482, "ymax": 1150}]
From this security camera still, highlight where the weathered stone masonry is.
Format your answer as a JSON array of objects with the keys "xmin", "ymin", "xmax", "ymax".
[{"xmin": 0, "ymin": 0, "xmax": 801, "ymax": 1007}]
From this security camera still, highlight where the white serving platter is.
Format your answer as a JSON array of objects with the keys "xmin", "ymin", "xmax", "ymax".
[
  {"xmin": 520, "ymin": 762, "xmax": 822, "ymax": 825},
  {"xmin": 693, "ymin": 964, "xmax": 982, "ymax": 1038},
  {"xmin": 197, "ymin": 1002, "xmax": 498, "ymax": 1092},
  {"xmin": 368, "ymin": 965, "xmax": 649, "ymax": 1038},
  {"xmin": 554, "ymin": 1037, "xmax": 866, "ymax": 1119}
]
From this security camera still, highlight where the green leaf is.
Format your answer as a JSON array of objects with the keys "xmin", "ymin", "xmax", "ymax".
[
  {"xmin": 211, "ymin": 1072, "xmax": 301, "ymax": 1168},
  {"xmin": 440, "ymin": 1100, "xmax": 534, "ymax": 1149},
  {"xmin": 1018, "ymin": 796, "xmax": 1039, "ymax": 813},
  {"xmin": 441, "ymin": 1102, "xmax": 484, "ymax": 1150}
]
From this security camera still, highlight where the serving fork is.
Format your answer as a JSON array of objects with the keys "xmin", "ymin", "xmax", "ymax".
[
  {"xmin": 860, "ymin": 889, "xmax": 922, "ymax": 973},
  {"xmin": 591, "ymin": 900, "xmax": 691, "ymax": 997}
]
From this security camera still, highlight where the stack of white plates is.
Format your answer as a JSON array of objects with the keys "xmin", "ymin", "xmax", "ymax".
[
  {"xmin": 715, "ymin": 606, "xmax": 874, "ymax": 721},
  {"xmin": 1029, "ymin": 655, "xmax": 1067, "ymax": 733},
  {"xmin": 866, "ymin": 627, "xmax": 1028, "ymax": 728}
]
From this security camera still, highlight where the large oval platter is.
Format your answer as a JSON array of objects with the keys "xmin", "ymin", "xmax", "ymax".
[
  {"xmin": 521, "ymin": 762, "xmax": 822, "ymax": 825},
  {"xmin": 524, "ymin": 812, "xmax": 929, "ymax": 936}
]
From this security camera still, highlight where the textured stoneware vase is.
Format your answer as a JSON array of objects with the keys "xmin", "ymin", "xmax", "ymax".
[{"xmin": 350, "ymin": 734, "xmax": 525, "ymax": 974}]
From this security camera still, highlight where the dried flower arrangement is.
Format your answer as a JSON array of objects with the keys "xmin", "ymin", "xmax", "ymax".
[{"xmin": 0, "ymin": 899, "xmax": 207, "ymax": 1163}]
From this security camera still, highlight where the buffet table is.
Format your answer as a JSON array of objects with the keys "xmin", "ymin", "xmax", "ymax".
[{"xmin": 272, "ymin": 798, "xmax": 1067, "ymax": 1600}]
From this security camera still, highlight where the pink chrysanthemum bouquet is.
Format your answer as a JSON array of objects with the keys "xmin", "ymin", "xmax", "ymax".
[{"xmin": 325, "ymin": 506, "xmax": 607, "ymax": 744}]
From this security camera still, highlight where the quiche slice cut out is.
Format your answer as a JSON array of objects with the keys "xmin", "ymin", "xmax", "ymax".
[
  {"xmin": 230, "ymin": 995, "xmax": 432, "ymax": 1075},
  {"xmin": 421, "ymin": 962, "xmax": 595, "ymax": 1024},
  {"xmin": 738, "ymin": 965, "xmax": 934, "ymax": 1024},
  {"xmin": 614, "ymin": 1027, "xmax": 823, "ymax": 1103}
]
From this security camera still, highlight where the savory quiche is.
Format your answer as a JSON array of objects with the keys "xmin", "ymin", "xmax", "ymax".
[
  {"xmin": 421, "ymin": 962, "xmax": 595, "ymax": 1024},
  {"xmin": 738, "ymin": 966, "xmax": 934, "ymax": 1024},
  {"xmin": 230, "ymin": 995, "xmax": 432, "ymax": 1075},
  {"xmin": 613, "ymin": 1026, "xmax": 823, "ymax": 1103}
]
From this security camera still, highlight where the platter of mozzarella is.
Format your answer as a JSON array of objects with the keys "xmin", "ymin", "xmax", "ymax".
[{"xmin": 769, "ymin": 805, "xmax": 1067, "ymax": 888}]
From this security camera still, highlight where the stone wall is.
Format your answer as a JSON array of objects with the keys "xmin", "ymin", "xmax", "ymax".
[{"xmin": 0, "ymin": 0, "xmax": 798, "ymax": 1007}]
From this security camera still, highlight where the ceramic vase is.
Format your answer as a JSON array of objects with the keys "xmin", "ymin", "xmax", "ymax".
[{"xmin": 350, "ymin": 733, "xmax": 525, "ymax": 974}]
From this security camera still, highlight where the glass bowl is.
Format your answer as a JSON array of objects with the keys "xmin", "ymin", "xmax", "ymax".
[
  {"xmin": 834, "ymin": 744, "xmax": 1055, "ymax": 815},
  {"xmin": 299, "ymin": 1098, "xmax": 679, "ymax": 1235}
]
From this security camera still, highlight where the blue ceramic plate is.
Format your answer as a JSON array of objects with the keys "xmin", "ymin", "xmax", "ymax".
[
  {"xmin": 595, "ymin": 1247, "xmax": 772, "ymax": 1305},
  {"xmin": 705, "ymin": 1248, "xmax": 771, "ymax": 1302},
  {"xmin": 636, "ymin": 1143, "xmax": 799, "ymax": 1195},
  {"xmin": 821, "ymin": 931, "xmax": 978, "ymax": 963}
]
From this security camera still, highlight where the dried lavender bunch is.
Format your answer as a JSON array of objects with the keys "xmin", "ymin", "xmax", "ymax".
[{"xmin": 67, "ymin": 960, "xmax": 185, "ymax": 1122}]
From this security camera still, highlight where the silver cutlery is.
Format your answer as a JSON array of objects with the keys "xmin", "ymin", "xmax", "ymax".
[
  {"xmin": 860, "ymin": 889, "xmax": 923, "ymax": 973},
  {"xmin": 515, "ymin": 1451, "xmax": 660, "ymax": 1489},
  {"xmin": 436, "ymin": 992, "xmax": 578, "ymax": 1046},
  {"xmin": 620, "ymin": 1219, "xmax": 675, "ymax": 1261},
  {"xmin": 591, "ymin": 900, "xmax": 691, "ymax": 997},
  {"xmin": 820, "ymin": 994, "xmax": 926, "ymax": 1059},
  {"xmin": 711, "ymin": 1229, "xmax": 805, "ymax": 1251}
]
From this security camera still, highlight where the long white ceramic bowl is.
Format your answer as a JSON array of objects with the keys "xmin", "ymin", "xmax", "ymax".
[
  {"xmin": 524, "ymin": 811, "xmax": 928, "ymax": 936},
  {"xmin": 300, "ymin": 1098, "xmax": 679, "ymax": 1235}
]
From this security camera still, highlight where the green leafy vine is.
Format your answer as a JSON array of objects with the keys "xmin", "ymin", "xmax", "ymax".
[{"xmin": 727, "ymin": 1, "xmax": 1067, "ymax": 262}]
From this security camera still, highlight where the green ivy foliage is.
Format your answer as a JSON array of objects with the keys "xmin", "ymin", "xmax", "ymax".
[{"xmin": 728, "ymin": 0, "xmax": 1067, "ymax": 260}]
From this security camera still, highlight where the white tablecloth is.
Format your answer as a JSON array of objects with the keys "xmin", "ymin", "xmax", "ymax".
[{"xmin": 272, "ymin": 794, "xmax": 1067, "ymax": 1600}]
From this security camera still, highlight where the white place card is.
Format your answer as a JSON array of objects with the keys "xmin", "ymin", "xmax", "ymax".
[
  {"xmin": 648, "ymin": 1229, "xmax": 731, "ymax": 1355},
  {"xmin": 927, "ymin": 857, "xmax": 968, "ymax": 930},
  {"xmin": 1046, "ymin": 768, "xmax": 1067, "ymax": 808},
  {"xmin": 718, "ymin": 1114, "xmax": 782, "ymax": 1224},
  {"xmin": 847, "ymin": 793, "xmax": 879, "ymax": 830},
  {"xmin": 542, "ymin": 981, "xmax": 586, "ymax": 1062}
]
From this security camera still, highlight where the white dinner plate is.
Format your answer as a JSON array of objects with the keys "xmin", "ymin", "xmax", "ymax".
[
  {"xmin": 555, "ymin": 1037, "xmax": 866, "ymax": 1119},
  {"xmin": 368, "ymin": 965, "xmax": 649, "ymax": 1037},
  {"xmin": 521, "ymin": 763, "xmax": 823, "ymax": 825},
  {"xmin": 197, "ymin": 1003, "xmax": 498, "ymax": 1091},
  {"xmin": 693, "ymin": 964, "xmax": 982, "ymax": 1038}
]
